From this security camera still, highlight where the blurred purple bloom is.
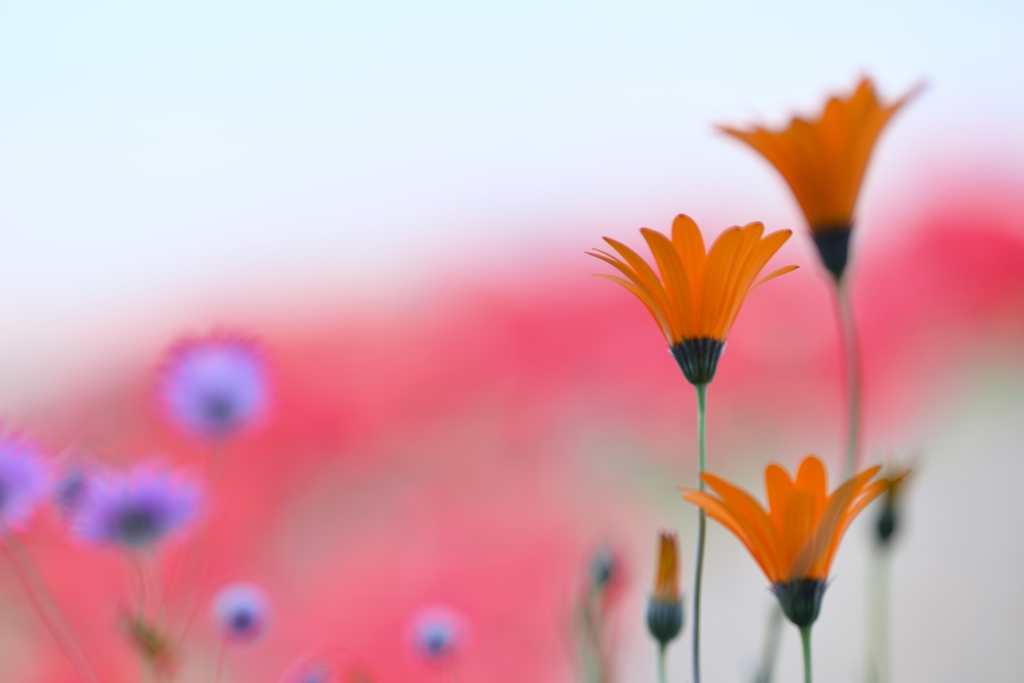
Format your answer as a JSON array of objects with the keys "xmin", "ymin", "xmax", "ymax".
[
  {"xmin": 279, "ymin": 658, "xmax": 336, "ymax": 683},
  {"xmin": 212, "ymin": 583, "xmax": 271, "ymax": 644},
  {"xmin": 408, "ymin": 605, "xmax": 467, "ymax": 663},
  {"xmin": 159, "ymin": 334, "xmax": 269, "ymax": 440},
  {"xmin": 55, "ymin": 467, "xmax": 91, "ymax": 516},
  {"xmin": 72, "ymin": 462, "xmax": 202, "ymax": 549},
  {"xmin": 0, "ymin": 434, "xmax": 51, "ymax": 534}
]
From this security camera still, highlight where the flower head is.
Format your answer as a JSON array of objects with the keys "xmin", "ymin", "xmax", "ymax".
[
  {"xmin": 212, "ymin": 583, "xmax": 271, "ymax": 644},
  {"xmin": 875, "ymin": 466, "xmax": 912, "ymax": 545},
  {"xmin": 55, "ymin": 463, "xmax": 96, "ymax": 517},
  {"xmin": 683, "ymin": 455, "xmax": 886, "ymax": 626},
  {"xmin": 646, "ymin": 531, "xmax": 683, "ymax": 647},
  {"xmin": 72, "ymin": 461, "xmax": 203, "ymax": 549},
  {"xmin": 0, "ymin": 434, "xmax": 51, "ymax": 535},
  {"xmin": 279, "ymin": 658, "xmax": 337, "ymax": 683},
  {"xmin": 408, "ymin": 605, "xmax": 467, "ymax": 664},
  {"xmin": 720, "ymin": 77, "xmax": 915, "ymax": 278},
  {"xmin": 589, "ymin": 215, "xmax": 796, "ymax": 384},
  {"xmin": 159, "ymin": 334, "xmax": 270, "ymax": 441}
]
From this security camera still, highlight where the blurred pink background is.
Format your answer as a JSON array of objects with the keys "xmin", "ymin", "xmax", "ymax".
[{"xmin": 2, "ymin": 1, "xmax": 1024, "ymax": 682}]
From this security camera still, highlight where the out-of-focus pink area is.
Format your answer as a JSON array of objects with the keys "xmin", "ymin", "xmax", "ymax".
[{"xmin": 3, "ymin": 181, "xmax": 1024, "ymax": 682}]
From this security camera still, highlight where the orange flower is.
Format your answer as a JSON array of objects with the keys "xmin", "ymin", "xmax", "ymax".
[
  {"xmin": 719, "ymin": 77, "xmax": 914, "ymax": 278},
  {"xmin": 588, "ymin": 215, "xmax": 796, "ymax": 384},
  {"xmin": 683, "ymin": 456, "xmax": 887, "ymax": 626}
]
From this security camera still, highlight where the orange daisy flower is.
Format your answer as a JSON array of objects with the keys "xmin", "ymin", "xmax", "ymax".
[
  {"xmin": 719, "ymin": 77, "xmax": 915, "ymax": 279},
  {"xmin": 647, "ymin": 531, "xmax": 683, "ymax": 647},
  {"xmin": 683, "ymin": 455, "xmax": 887, "ymax": 626},
  {"xmin": 588, "ymin": 214, "xmax": 796, "ymax": 385}
]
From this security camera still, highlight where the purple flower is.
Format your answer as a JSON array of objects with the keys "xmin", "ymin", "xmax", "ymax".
[
  {"xmin": 0, "ymin": 434, "xmax": 51, "ymax": 535},
  {"xmin": 72, "ymin": 462, "xmax": 202, "ymax": 549},
  {"xmin": 279, "ymin": 658, "xmax": 336, "ymax": 683},
  {"xmin": 212, "ymin": 583, "xmax": 271, "ymax": 644},
  {"xmin": 407, "ymin": 605, "xmax": 467, "ymax": 663},
  {"xmin": 55, "ymin": 466, "xmax": 91, "ymax": 516},
  {"xmin": 159, "ymin": 334, "xmax": 270, "ymax": 440}
]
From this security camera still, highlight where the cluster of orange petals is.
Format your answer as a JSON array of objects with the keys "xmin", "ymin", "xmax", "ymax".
[
  {"xmin": 683, "ymin": 456, "xmax": 887, "ymax": 584},
  {"xmin": 719, "ymin": 77, "xmax": 913, "ymax": 232},
  {"xmin": 588, "ymin": 215, "xmax": 797, "ymax": 345}
]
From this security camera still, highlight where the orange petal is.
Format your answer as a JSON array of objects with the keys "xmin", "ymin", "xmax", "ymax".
[
  {"xmin": 701, "ymin": 473, "xmax": 783, "ymax": 579},
  {"xmin": 684, "ymin": 491, "xmax": 778, "ymax": 583}
]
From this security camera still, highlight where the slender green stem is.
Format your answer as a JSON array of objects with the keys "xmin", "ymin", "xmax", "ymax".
[
  {"xmin": 866, "ymin": 545, "xmax": 892, "ymax": 683},
  {"xmin": 692, "ymin": 382, "xmax": 708, "ymax": 683},
  {"xmin": 836, "ymin": 278, "xmax": 861, "ymax": 479},
  {"xmin": 656, "ymin": 642, "xmax": 667, "ymax": 683},
  {"xmin": 752, "ymin": 602, "xmax": 784, "ymax": 683},
  {"xmin": 4, "ymin": 537, "xmax": 99, "ymax": 683},
  {"xmin": 800, "ymin": 626, "xmax": 813, "ymax": 683}
]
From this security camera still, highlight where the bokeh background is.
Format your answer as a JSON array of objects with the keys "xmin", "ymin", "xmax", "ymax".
[{"xmin": 2, "ymin": 1, "xmax": 1024, "ymax": 681}]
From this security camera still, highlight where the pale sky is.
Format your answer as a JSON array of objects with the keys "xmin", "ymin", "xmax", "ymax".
[{"xmin": 1, "ymin": 0, "xmax": 1022, "ymax": 408}]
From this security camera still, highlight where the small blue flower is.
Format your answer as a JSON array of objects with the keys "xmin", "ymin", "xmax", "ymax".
[
  {"xmin": 159, "ymin": 334, "xmax": 270, "ymax": 440},
  {"xmin": 408, "ymin": 605, "xmax": 467, "ymax": 663},
  {"xmin": 0, "ymin": 433, "xmax": 51, "ymax": 535},
  {"xmin": 55, "ymin": 467, "xmax": 90, "ymax": 516},
  {"xmin": 71, "ymin": 461, "xmax": 202, "ymax": 549},
  {"xmin": 279, "ymin": 658, "xmax": 336, "ymax": 683},
  {"xmin": 212, "ymin": 583, "xmax": 271, "ymax": 644}
]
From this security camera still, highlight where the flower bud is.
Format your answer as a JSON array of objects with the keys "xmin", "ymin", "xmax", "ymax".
[{"xmin": 646, "ymin": 532, "xmax": 683, "ymax": 646}]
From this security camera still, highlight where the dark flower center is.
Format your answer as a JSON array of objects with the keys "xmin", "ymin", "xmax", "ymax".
[
  {"xmin": 117, "ymin": 506, "xmax": 162, "ymax": 546},
  {"xmin": 810, "ymin": 225, "xmax": 852, "ymax": 281},
  {"xmin": 671, "ymin": 337, "xmax": 726, "ymax": 386},
  {"xmin": 229, "ymin": 607, "xmax": 256, "ymax": 634},
  {"xmin": 424, "ymin": 629, "xmax": 450, "ymax": 655},
  {"xmin": 202, "ymin": 392, "xmax": 238, "ymax": 430},
  {"xmin": 772, "ymin": 578, "xmax": 828, "ymax": 627}
]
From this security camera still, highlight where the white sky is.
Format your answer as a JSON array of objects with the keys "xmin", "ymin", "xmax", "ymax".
[{"xmin": 1, "ymin": 0, "xmax": 1023, "ymax": 408}]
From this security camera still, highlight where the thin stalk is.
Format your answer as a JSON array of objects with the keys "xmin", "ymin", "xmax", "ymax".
[
  {"xmin": 173, "ymin": 440, "xmax": 231, "ymax": 642},
  {"xmin": 213, "ymin": 639, "xmax": 228, "ymax": 683},
  {"xmin": 4, "ymin": 537, "xmax": 99, "ymax": 683},
  {"xmin": 836, "ymin": 278, "xmax": 862, "ymax": 478},
  {"xmin": 691, "ymin": 382, "xmax": 708, "ymax": 683},
  {"xmin": 866, "ymin": 545, "xmax": 891, "ymax": 683},
  {"xmin": 656, "ymin": 642, "xmax": 667, "ymax": 683},
  {"xmin": 752, "ymin": 602, "xmax": 784, "ymax": 683},
  {"xmin": 800, "ymin": 626, "xmax": 813, "ymax": 683}
]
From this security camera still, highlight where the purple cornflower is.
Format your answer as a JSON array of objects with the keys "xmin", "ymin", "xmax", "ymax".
[
  {"xmin": 72, "ymin": 462, "xmax": 202, "ymax": 549},
  {"xmin": 407, "ymin": 605, "xmax": 467, "ymax": 663},
  {"xmin": 55, "ymin": 466, "xmax": 91, "ymax": 516},
  {"xmin": 212, "ymin": 583, "xmax": 271, "ymax": 644},
  {"xmin": 279, "ymin": 658, "xmax": 336, "ymax": 683},
  {"xmin": 0, "ymin": 433, "xmax": 51, "ymax": 535},
  {"xmin": 159, "ymin": 334, "xmax": 270, "ymax": 440}
]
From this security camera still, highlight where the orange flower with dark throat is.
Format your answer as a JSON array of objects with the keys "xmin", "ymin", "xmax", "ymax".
[
  {"xmin": 683, "ymin": 456, "xmax": 887, "ymax": 627},
  {"xmin": 588, "ymin": 215, "xmax": 796, "ymax": 385},
  {"xmin": 720, "ymin": 77, "xmax": 915, "ymax": 279}
]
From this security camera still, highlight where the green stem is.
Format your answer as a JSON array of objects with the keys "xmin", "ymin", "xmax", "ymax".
[
  {"xmin": 800, "ymin": 626, "xmax": 813, "ymax": 683},
  {"xmin": 836, "ymin": 279, "xmax": 861, "ymax": 479},
  {"xmin": 692, "ymin": 382, "xmax": 708, "ymax": 683},
  {"xmin": 752, "ymin": 602, "xmax": 784, "ymax": 683},
  {"xmin": 866, "ymin": 546, "xmax": 891, "ymax": 683},
  {"xmin": 656, "ymin": 642, "xmax": 667, "ymax": 683}
]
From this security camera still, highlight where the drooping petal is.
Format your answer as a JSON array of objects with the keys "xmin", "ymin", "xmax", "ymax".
[
  {"xmin": 684, "ymin": 491, "xmax": 778, "ymax": 582},
  {"xmin": 701, "ymin": 473, "xmax": 783, "ymax": 579}
]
